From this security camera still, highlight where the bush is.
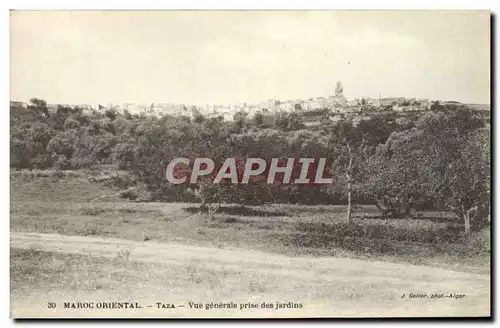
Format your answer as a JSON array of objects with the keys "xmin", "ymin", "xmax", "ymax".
[
  {"xmin": 105, "ymin": 109, "xmax": 117, "ymax": 120},
  {"xmin": 77, "ymin": 205, "xmax": 106, "ymax": 216},
  {"xmin": 63, "ymin": 117, "xmax": 80, "ymax": 130},
  {"xmin": 103, "ymin": 172, "xmax": 137, "ymax": 189},
  {"xmin": 294, "ymin": 220, "xmax": 462, "ymax": 246},
  {"xmin": 31, "ymin": 154, "xmax": 53, "ymax": 169},
  {"xmin": 53, "ymin": 155, "xmax": 70, "ymax": 170},
  {"xmin": 69, "ymin": 156, "xmax": 93, "ymax": 169}
]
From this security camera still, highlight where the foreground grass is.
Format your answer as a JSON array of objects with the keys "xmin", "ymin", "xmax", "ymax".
[
  {"xmin": 10, "ymin": 174, "xmax": 490, "ymax": 274},
  {"xmin": 10, "ymin": 248, "xmax": 279, "ymax": 301},
  {"xmin": 10, "ymin": 248, "xmax": 490, "ymax": 318}
]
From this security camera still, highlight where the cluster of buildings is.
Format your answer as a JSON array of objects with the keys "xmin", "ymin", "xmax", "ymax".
[{"xmin": 11, "ymin": 82, "xmax": 434, "ymax": 121}]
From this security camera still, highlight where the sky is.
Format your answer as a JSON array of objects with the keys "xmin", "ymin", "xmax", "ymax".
[{"xmin": 10, "ymin": 10, "xmax": 490, "ymax": 105}]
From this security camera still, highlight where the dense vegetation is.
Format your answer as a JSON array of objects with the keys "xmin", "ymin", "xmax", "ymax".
[{"xmin": 10, "ymin": 99, "xmax": 490, "ymax": 234}]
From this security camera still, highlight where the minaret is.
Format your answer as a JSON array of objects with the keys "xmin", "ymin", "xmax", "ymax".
[
  {"xmin": 333, "ymin": 81, "xmax": 346, "ymax": 106},
  {"xmin": 335, "ymin": 81, "xmax": 344, "ymax": 97}
]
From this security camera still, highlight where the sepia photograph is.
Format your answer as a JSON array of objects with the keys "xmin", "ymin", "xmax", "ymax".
[{"xmin": 9, "ymin": 10, "xmax": 491, "ymax": 318}]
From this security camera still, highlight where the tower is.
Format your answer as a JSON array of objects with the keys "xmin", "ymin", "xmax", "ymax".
[{"xmin": 335, "ymin": 81, "xmax": 344, "ymax": 97}]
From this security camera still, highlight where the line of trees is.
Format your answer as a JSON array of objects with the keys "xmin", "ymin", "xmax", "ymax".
[{"xmin": 10, "ymin": 100, "xmax": 490, "ymax": 234}]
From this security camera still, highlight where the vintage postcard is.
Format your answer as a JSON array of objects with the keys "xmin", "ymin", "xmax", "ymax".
[{"xmin": 10, "ymin": 10, "xmax": 491, "ymax": 318}]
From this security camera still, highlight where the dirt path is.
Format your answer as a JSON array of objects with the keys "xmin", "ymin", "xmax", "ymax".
[{"xmin": 10, "ymin": 232, "xmax": 490, "ymax": 318}]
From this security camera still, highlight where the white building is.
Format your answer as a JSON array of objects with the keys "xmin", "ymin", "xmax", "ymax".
[
  {"xmin": 278, "ymin": 101, "xmax": 294, "ymax": 112},
  {"xmin": 10, "ymin": 101, "xmax": 28, "ymax": 108},
  {"xmin": 346, "ymin": 100, "xmax": 358, "ymax": 107},
  {"xmin": 302, "ymin": 99, "xmax": 321, "ymax": 111}
]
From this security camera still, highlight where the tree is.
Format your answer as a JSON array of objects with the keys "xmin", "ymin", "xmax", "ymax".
[
  {"xmin": 252, "ymin": 113, "xmax": 264, "ymax": 127},
  {"xmin": 111, "ymin": 142, "xmax": 136, "ymax": 170},
  {"xmin": 192, "ymin": 113, "xmax": 206, "ymax": 124},
  {"xmin": 233, "ymin": 110, "xmax": 248, "ymax": 122},
  {"xmin": 10, "ymin": 121, "xmax": 53, "ymax": 168},
  {"xmin": 63, "ymin": 117, "xmax": 80, "ymax": 130},
  {"xmin": 90, "ymin": 133, "xmax": 117, "ymax": 164},
  {"xmin": 328, "ymin": 121, "xmax": 369, "ymax": 223},
  {"xmin": 443, "ymin": 126, "xmax": 490, "ymax": 234},
  {"xmin": 356, "ymin": 115, "xmax": 398, "ymax": 147},
  {"xmin": 362, "ymin": 130, "xmax": 429, "ymax": 218},
  {"xmin": 415, "ymin": 109, "xmax": 488, "ymax": 234},
  {"xmin": 123, "ymin": 109, "xmax": 132, "ymax": 120},
  {"xmin": 105, "ymin": 109, "xmax": 117, "ymax": 121},
  {"xmin": 275, "ymin": 112, "xmax": 304, "ymax": 131},
  {"xmin": 363, "ymin": 109, "xmax": 489, "ymax": 234},
  {"xmin": 29, "ymin": 98, "xmax": 47, "ymax": 108},
  {"xmin": 29, "ymin": 98, "xmax": 48, "ymax": 116},
  {"xmin": 46, "ymin": 130, "xmax": 79, "ymax": 160}
]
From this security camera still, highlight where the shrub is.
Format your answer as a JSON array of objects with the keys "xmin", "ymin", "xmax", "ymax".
[
  {"xmin": 69, "ymin": 156, "xmax": 93, "ymax": 169},
  {"xmin": 63, "ymin": 117, "xmax": 80, "ymax": 130},
  {"xmin": 294, "ymin": 220, "xmax": 463, "ymax": 247},
  {"xmin": 53, "ymin": 155, "xmax": 70, "ymax": 170},
  {"xmin": 103, "ymin": 172, "xmax": 137, "ymax": 189},
  {"xmin": 77, "ymin": 205, "xmax": 106, "ymax": 216}
]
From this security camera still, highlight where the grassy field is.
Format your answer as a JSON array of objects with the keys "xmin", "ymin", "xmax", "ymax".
[
  {"xmin": 11, "ymin": 247, "xmax": 301, "ymax": 318},
  {"xmin": 10, "ymin": 170, "xmax": 491, "ymax": 317},
  {"xmin": 10, "ymin": 244, "xmax": 490, "ymax": 318},
  {"xmin": 10, "ymin": 170, "xmax": 490, "ymax": 273}
]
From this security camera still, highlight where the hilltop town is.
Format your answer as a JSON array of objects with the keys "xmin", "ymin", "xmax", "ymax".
[{"xmin": 11, "ymin": 81, "xmax": 443, "ymax": 122}]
